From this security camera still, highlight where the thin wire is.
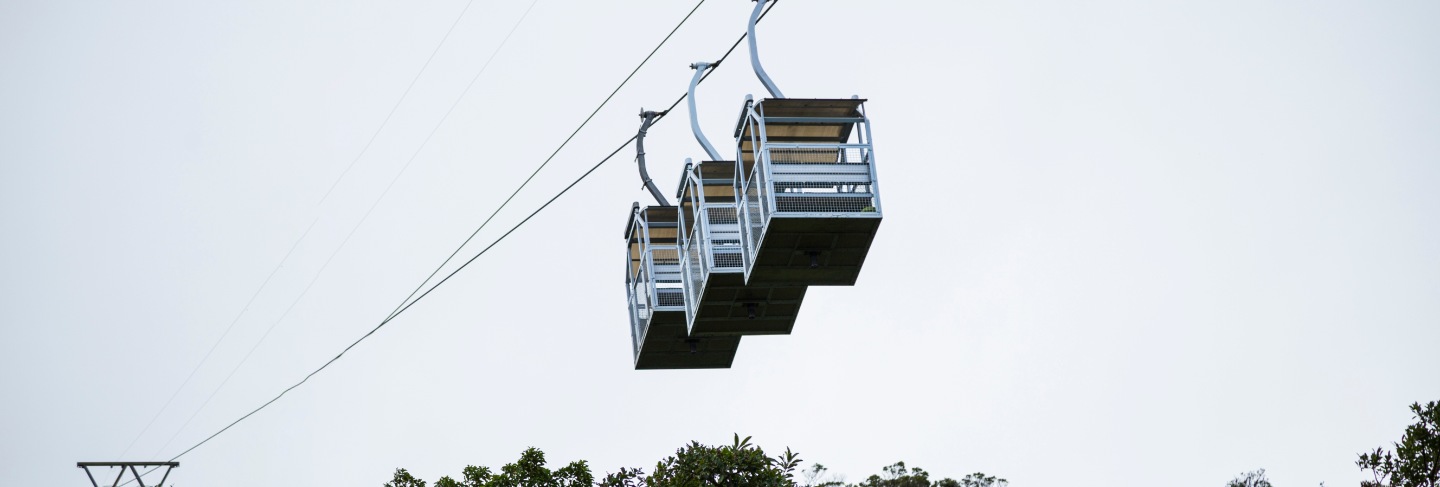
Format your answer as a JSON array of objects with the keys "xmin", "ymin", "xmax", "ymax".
[
  {"xmin": 124, "ymin": 0, "xmax": 782, "ymax": 481},
  {"xmin": 380, "ymin": 0, "xmax": 708, "ymax": 324},
  {"xmin": 656, "ymin": 0, "xmax": 779, "ymax": 117},
  {"xmin": 317, "ymin": 0, "xmax": 482, "ymax": 205},
  {"xmin": 124, "ymin": 0, "xmax": 544, "ymax": 468},
  {"xmin": 118, "ymin": 0, "xmax": 483, "ymax": 460},
  {"xmin": 165, "ymin": 134, "xmax": 636, "ymax": 465},
  {"xmin": 114, "ymin": 217, "xmax": 318, "ymax": 459},
  {"xmin": 145, "ymin": 208, "xmax": 370, "ymax": 460}
]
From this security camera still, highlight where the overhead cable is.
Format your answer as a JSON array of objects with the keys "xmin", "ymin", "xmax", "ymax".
[
  {"xmin": 124, "ymin": 0, "xmax": 545, "ymax": 465},
  {"xmin": 114, "ymin": 219, "xmax": 317, "ymax": 459},
  {"xmin": 377, "ymin": 0, "xmax": 710, "ymax": 324},
  {"xmin": 318, "ymin": 0, "xmax": 484, "ymax": 204},
  {"xmin": 124, "ymin": 0, "xmax": 782, "ymax": 482},
  {"xmin": 118, "ymin": 0, "xmax": 493, "ymax": 459}
]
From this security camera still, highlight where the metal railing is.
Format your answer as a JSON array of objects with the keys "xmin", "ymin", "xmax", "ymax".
[
  {"xmin": 680, "ymin": 218, "xmax": 707, "ymax": 327},
  {"xmin": 739, "ymin": 166, "xmax": 769, "ymax": 276},
  {"xmin": 626, "ymin": 250, "xmax": 650, "ymax": 357},
  {"xmin": 762, "ymin": 143, "xmax": 878, "ymax": 213},
  {"xmin": 734, "ymin": 101, "xmax": 883, "ymax": 281},
  {"xmin": 625, "ymin": 211, "xmax": 683, "ymax": 357},
  {"xmin": 678, "ymin": 170, "xmax": 749, "ymax": 326},
  {"xmin": 652, "ymin": 245, "xmax": 684, "ymax": 309},
  {"xmin": 707, "ymin": 205, "xmax": 745, "ymax": 270}
]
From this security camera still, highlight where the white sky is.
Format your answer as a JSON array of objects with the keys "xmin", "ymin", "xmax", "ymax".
[{"xmin": 2, "ymin": 1, "xmax": 1438, "ymax": 486}]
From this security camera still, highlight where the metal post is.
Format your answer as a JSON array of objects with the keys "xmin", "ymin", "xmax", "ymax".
[
  {"xmin": 859, "ymin": 101, "xmax": 883, "ymax": 215},
  {"xmin": 747, "ymin": 0, "xmax": 784, "ymax": 99},
  {"xmin": 77, "ymin": 462, "xmax": 177, "ymax": 487},
  {"xmin": 635, "ymin": 110, "xmax": 671, "ymax": 206},
  {"xmin": 128, "ymin": 465, "xmax": 147, "ymax": 487},
  {"xmin": 688, "ymin": 62, "xmax": 724, "ymax": 161},
  {"xmin": 640, "ymin": 209, "xmax": 655, "ymax": 313},
  {"xmin": 752, "ymin": 102, "xmax": 777, "ymax": 216},
  {"xmin": 155, "ymin": 466, "xmax": 172, "ymax": 487},
  {"xmin": 81, "ymin": 466, "xmax": 99, "ymax": 487}
]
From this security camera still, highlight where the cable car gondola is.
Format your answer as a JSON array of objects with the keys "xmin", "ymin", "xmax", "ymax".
[
  {"xmin": 733, "ymin": 96, "xmax": 882, "ymax": 287},
  {"xmin": 678, "ymin": 159, "xmax": 808, "ymax": 336},
  {"xmin": 620, "ymin": 0, "xmax": 882, "ymax": 369},
  {"xmin": 625, "ymin": 204, "xmax": 741, "ymax": 369}
]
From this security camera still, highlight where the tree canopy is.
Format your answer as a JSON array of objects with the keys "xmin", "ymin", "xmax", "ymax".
[
  {"xmin": 385, "ymin": 447, "xmax": 593, "ymax": 487},
  {"xmin": 1358, "ymin": 401, "xmax": 1440, "ymax": 487},
  {"xmin": 385, "ymin": 435, "xmax": 1004, "ymax": 487},
  {"xmin": 1224, "ymin": 469, "xmax": 1272, "ymax": 487},
  {"xmin": 850, "ymin": 462, "xmax": 1006, "ymax": 487}
]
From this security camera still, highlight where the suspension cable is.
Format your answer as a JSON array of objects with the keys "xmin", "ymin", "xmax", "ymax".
[{"xmin": 122, "ymin": 0, "xmax": 783, "ymax": 482}]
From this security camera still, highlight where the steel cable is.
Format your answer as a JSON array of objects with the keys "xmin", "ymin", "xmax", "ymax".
[{"xmin": 122, "ymin": 0, "xmax": 782, "ymax": 482}]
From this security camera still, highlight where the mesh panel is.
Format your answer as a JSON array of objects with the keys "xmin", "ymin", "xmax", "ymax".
[
  {"xmin": 629, "ymin": 256, "xmax": 652, "ymax": 344},
  {"xmin": 773, "ymin": 180, "xmax": 873, "ymax": 192},
  {"xmin": 702, "ymin": 204, "xmax": 743, "ymax": 270},
  {"xmin": 712, "ymin": 250, "xmax": 744, "ymax": 268},
  {"xmin": 627, "ymin": 285, "xmax": 644, "ymax": 358},
  {"xmin": 650, "ymin": 245, "xmax": 683, "ymax": 311},
  {"xmin": 767, "ymin": 147, "xmax": 866, "ymax": 164},
  {"xmin": 748, "ymin": 163, "xmax": 771, "ymax": 269},
  {"xmin": 706, "ymin": 206, "xmax": 738, "ymax": 225},
  {"xmin": 774, "ymin": 195, "xmax": 876, "ymax": 213},
  {"xmin": 630, "ymin": 281, "xmax": 649, "ymax": 322},
  {"xmin": 762, "ymin": 145, "xmax": 877, "ymax": 215},
  {"xmin": 626, "ymin": 218, "xmax": 650, "ymax": 352},
  {"xmin": 655, "ymin": 288, "xmax": 685, "ymax": 308},
  {"xmin": 683, "ymin": 227, "xmax": 706, "ymax": 326},
  {"xmin": 651, "ymin": 247, "xmax": 681, "ymax": 267}
]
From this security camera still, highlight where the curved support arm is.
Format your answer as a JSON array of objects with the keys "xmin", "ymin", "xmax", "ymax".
[
  {"xmin": 688, "ymin": 62, "xmax": 724, "ymax": 161},
  {"xmin": 635, "ymin": 110, "xmax": 671, "ymax": 206},
  {"xmin": 748, "ymin": 0, "xmax": 784, "ymax": 99}
]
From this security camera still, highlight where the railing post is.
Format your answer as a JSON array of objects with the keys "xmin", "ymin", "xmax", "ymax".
[{"xmin": 860, "ymin": 106, "xmax": 882, "ymax": 215}]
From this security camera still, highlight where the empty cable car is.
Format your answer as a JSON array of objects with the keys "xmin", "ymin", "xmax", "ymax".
[
  {"xmin": 625, "ymin": 203, "xmax": 740, "ymax": 369},
  {"xmin": 733, "ymin": 97, "xmax": 881, "ymax": 286},
  {"xmin": 678, "ymin": 160, "xmax": 807, "ymax": 336},
  {"xmin": 732, "ymin": 0, "xmax": 882, "ymax": 287},
  {"xmin": 620, "ymin": 0, "xmax": 882, "ymax": 368},
  {"xmin": 675, "ymin": 61, "xmax": 809, "ymax": 337}
]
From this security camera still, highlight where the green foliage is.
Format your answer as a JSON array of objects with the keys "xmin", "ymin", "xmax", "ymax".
[
  {"xmin": 387, "ymin": 436, "xmax": 1006, "ymax": 487},
  {"xmin": 1225, "ymin": 469, "xmax": 1272, "ymax": 487},
  {"xmin": 598, "ymin": 467, "xmax": 646, "ymax": 487},
  {"xmin": 646, "ymin": 434, "xmax": 800, "ymax": 487},
  {"xmin": 853, "ymin": 462, "xmax": 1006, "ymax": 487},
  {"xmin": 1358, "ymin": 401, "xmax": 1440, "ymax": 487},
  {"xmin": 950, "ymin": 472, "xmax": 1009, "ymax": 487},
  {"xmin": 800, "ymin": 463, "xmax": 845, "ymax": 487},
  {"xmin": 386, "ymin": 468, "xmax": 427, "ymax": 487},
  {"xmin": 854, "ymin": 462, "xmax": 931, "ymax": 487},
  {"xmin": 427, "ymin": 447, "xmax": 593, "ymax": 487},
  {"xmin": 434, "ymin": 466, "xmax": 493, "ymax": 487}
]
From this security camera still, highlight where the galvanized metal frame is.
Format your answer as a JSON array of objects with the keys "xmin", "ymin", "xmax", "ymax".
[
  {"xmin": 736, "ymin": 98, "xmax": 769, "ymax": 282},
  {"xmin": 676, "ymin": 162, "xmax": 706, "ymax": 328},
  {"xmin": 688, "ymin": 62, "xmax": 724, "ymax": 161},
  {"xmin": 734, "ymin": 98, "xmax": 883, "ymax": 283},
  {"xmin": 676, "ymin": 163, "xmax": 746, "ymax": 331},
  {"xmin": 625, "ymin": 206, "xmax": 683, "ymax": 361},
  {"xmin": 634, "ymin": 110, "xmax": 670, "ymax": 206},
  {"xmin": 746, "ymin": 0, "xmax": 785, "ymax": 99}
]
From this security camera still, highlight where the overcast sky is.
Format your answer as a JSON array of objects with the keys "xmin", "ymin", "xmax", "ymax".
[{"xmin": 2, "ymin": 1, "xmax": 1438, "ymax": 486}]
